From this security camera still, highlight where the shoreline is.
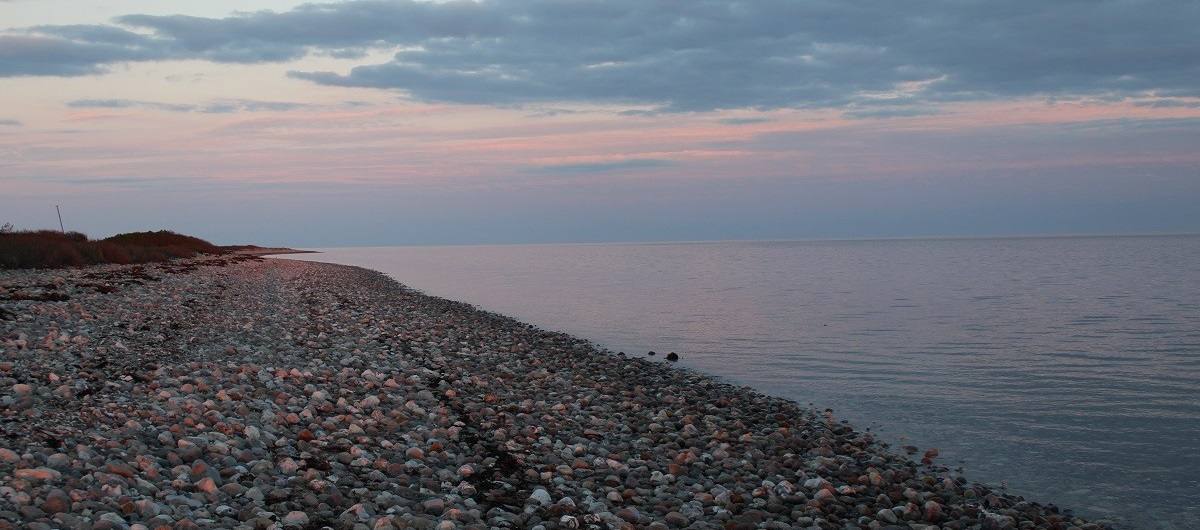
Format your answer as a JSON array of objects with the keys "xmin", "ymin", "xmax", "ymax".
[{"xmin": 1, "ymin": 256, "xmax": 1111, "ymax": 529}]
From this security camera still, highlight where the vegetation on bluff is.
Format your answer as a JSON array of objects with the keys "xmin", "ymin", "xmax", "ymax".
[{"xmin": 0, "ymin": 225, "xmax": 224, "ymax": 269}]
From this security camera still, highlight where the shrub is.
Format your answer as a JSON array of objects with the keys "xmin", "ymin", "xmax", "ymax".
[
  {"xmin": 102, "ymin": 230, "xmax": 221, "ymax": 254},
  {"xmin": 0, "ymin": 228, "xmax": 223, "ymax": 269}
]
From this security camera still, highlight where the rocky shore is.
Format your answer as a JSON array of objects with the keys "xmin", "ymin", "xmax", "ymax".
[{"xmin": 0, "ymin": 256, "xmax": 1110, "ymax": 530}]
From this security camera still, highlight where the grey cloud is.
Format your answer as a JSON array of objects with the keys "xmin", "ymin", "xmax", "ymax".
[
  {"xmin": 1133, "ymin": 98, "xmax": 1200, "ymax": 109},
  {"xmin": 842, "ymin": 107, "xmax": 943, "ymax": 120},
  {"xmin": 68, "ymin": 99, "xmax": 195, "ymax": 112},
  {"xmin": 31, "ymin": 24, "xmax": 154, "ymax": 47},
  {"xmin": 719, "ymin": 118, "xmax": 773, "ymax": 125},
  {"xmin": 1, "ymin": 174, "xmax": 379, "ymax": 194},
  {"xmin": 616, "ymin": 109, "xmax": 665, "ymax": 117},
  {"xmin": 323, "ymin": 48, "xmax": 370, "ymax": 60},
  {"xmin": 1055, "ymin": 116, "xmax": 1200, "ymax": 133},
  {"xmin": 40, "ymin": 176, "xmax": 179, "ymax": 186},
  {"xmin": 750, "ymin": 117, "xmax": 1200, "ymax": 167},
  {"xmin": 0, "ymin": 175, "xmax": 214, "ymax": 191},
  {"xmin": 282, "ymin": 0, "xmax": 1200, "ymax": 111},
  {"xmin": 198, "ymin": 100, "xmax": 308, "ymax": 113},
  {"xmin": 67, "ymin": 98, "xmax": 309, "ymax": 113},
  {"xmin": 0, "ymin": 33, "xmax": 161, "ymax": 76},
  {"xmin": 5, "ymin": 1, "xmax": 1200, "ymax": 112},
  {"xmin": 0, "ymin": 119, "xmax": 20, "ymax": 126},
  {"xmin": 527, "ymin": 159, "xmax": 675, "ymax": 175}
]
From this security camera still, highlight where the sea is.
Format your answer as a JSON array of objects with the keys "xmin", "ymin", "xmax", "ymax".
[{"xmin": 286, "ymin": 235, "xmax": 1200, "ymax": 529}]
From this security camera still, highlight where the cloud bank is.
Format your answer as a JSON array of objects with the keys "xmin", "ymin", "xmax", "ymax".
[
  {"xmin": 2, "ymin": 0, "xmax": 1198, "ymax": 113},
  {"xmin": 527, "ymin": 158, "xmax": 676, "ymax": 175},
  {"xmin": 66, "ymin": 98, "xmax": 310, "ymax": 113}
]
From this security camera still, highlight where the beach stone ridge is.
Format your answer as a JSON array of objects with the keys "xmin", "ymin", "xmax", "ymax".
[{"xmin": 0, "ymin": 256, "xmax": 1110, "ymax": 529}]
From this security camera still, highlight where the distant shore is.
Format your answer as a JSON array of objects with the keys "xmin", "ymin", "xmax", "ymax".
[
  {"xmin": 0, "ymin": 256, "xmax": 1111, "ymax": 529},
  {"xmin": 229, "ymin": 246, "xmax": 320, "ymax": 256}
]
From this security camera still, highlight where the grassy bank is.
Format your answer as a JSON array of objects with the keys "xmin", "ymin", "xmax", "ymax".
[{"xmin": 0, "ymin": 229, "xmax": 224, "ymax": 269}]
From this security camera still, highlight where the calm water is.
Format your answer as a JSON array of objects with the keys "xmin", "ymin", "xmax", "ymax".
[{"xmin": 287, "ymin": 236, "xmax": 1200, "ymax": 529}]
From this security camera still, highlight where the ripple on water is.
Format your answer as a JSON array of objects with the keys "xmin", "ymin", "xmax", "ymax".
[{"xmin": 289, "ymin": 235, "xmax": 1200, "ymax": 530}]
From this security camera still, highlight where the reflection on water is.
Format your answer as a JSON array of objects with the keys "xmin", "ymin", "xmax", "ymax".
[{"xmin": 288, "ymin": 235, "xmax": 1200, "ymax": 529}]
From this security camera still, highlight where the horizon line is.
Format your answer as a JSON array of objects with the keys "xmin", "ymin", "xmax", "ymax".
[{"xmin": 300, "ymin": 231, "xmax": 1200, "ymax": 250}]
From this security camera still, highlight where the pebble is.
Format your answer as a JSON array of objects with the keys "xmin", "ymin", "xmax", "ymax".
[
  {"xmin": 282, "ymin": 511, "xmax": 309, "ymax": 527},
  {"xmin": 0, "ymin": 257, "xmax": 1113, "ymax": 530},
  {"xmin": 529, "ymin": 488, "xmax": 552, "ymax": 506},
  {"xmin": 13, "ymin": 468, "xmax": 60, "ymax": 481},
  {"xmin": 40, "ymin": 489, "xmax": 71, "ymax": 514},
  {"xmin": 422, "ymin": 498, "xmax": 445, "ymax": 514},
  {"xmin": 664, "ymin": 511, "xmax": 689, "ymax": 527}
]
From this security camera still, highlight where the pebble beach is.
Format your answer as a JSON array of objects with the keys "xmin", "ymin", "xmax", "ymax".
[{"xmin": 0, "ymin": 256, "xmax": 1112, "ymax": 530}]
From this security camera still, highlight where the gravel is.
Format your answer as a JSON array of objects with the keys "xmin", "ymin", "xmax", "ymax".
[{"xmin": 0, "ymin": 256, "xmax": 1113, "ymax": 529}]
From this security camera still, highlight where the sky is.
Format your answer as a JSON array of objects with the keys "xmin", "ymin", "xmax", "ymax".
[{"xmin": 2, "ymin": 0, "xmax": 1199, "ymax": 246}]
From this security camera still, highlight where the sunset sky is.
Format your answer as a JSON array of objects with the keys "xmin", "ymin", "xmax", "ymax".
[{"xmin": 2, "ymin": 0, "xmax": 1199, "ymax": 245}]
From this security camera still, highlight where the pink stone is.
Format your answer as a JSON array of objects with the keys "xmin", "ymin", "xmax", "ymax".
[
  {"xmin": 14, "ymin": 468, "xmax": 61, "ymax": 481},
  {"xmin": 924, "ymin": 500, "xmax": 943, "ymax": 521}
]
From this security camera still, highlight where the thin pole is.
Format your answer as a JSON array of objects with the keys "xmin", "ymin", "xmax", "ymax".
[{"xmin": 56, "ymin": 205, "xmax": 64, "ymax": 232}]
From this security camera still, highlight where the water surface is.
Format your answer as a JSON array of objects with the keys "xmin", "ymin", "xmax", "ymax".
[{"xmin": 288, "ymin": 236, "xmax": 1200, "ymax": 529}]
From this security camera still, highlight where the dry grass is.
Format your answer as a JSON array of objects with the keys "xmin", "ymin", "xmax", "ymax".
[{"xmin": 0, "ymin": 229, "xmax": 225, "ymax": 269}]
